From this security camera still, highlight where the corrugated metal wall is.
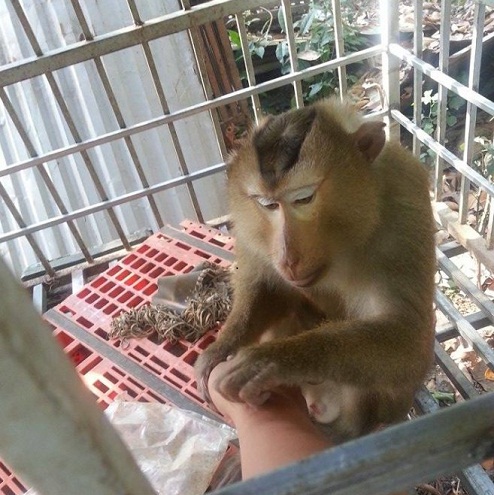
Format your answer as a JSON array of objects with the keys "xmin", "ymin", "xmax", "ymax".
[{"xmin": 0, "ymin": 0, "xmax": 227, "ymax": 277}]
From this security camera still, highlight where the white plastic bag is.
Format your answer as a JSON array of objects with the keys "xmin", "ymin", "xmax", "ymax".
[
  {"xmin": 105, "ymin": 401, "xmax": 237, "ymax": 495},
  {"xmin": 26, "ymin": 401, "xmax": 237, "ymax": 495}
]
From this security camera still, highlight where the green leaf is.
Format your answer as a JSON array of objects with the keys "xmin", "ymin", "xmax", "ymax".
[
  {"xmin": 253, "ymin": 45, "xmax": 265, "ymax": 59},
  {"xmin": 228, "ymin": 30, "xmax": 241, "ymax": 47},
  {"xmin": 423, "ymin": 121, "xmax": 434, "ymax": 135},
  {"xmin": 308, "ymin": 81, "xmax": 324, "ymax": 97},
  {"xmin": 275, "ymin": 41, "xmax": 288, "ymax": 63},
  {"xmin": 448, "ymin": 94, "xmax": 464, "ymax": 110},
  {"xmin": 299, "ymin": 9, "xmax": 316, "ymax": 35},
  {"xmin": 278, "ymin": 6, "xmax": 286, "ymax": 33},
  {"xmin": 447, "ymin": 114, "xmax": 457, "ymax": 127},
  {"xmin": 431, "ymin": 391, "xmax": 456, "ymax": 405}
]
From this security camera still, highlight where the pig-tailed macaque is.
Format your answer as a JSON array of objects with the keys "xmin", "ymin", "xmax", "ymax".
[{"xmin": 195, "ymin": 99, "xmax": 436, "ymax": 442}]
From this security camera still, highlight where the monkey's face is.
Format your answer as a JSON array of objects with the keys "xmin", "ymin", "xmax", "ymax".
[{"xmin": 227, "ymin": 103, "xmax": 384, "ymax": 288}]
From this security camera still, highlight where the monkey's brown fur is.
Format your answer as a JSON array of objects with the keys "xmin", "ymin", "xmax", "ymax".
[{"xmin": 195, "ymin": 99, "xmax": 436, "ymax": 442}]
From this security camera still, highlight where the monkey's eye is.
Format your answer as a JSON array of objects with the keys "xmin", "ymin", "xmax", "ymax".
[
  {"xmin": 255, "ymin": 197, "xmax": 279, "ymax": 210},
  {"xmin": 262, "ymin": 201, "xmax": 279, "ymax": 210},
  {"xmin": 293, "ymin": 194, "xmax": 314, "ymax": 205}
]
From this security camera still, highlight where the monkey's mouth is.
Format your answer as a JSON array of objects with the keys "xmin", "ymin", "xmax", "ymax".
[{"xmin": 289, "ymin": 267, "xmax": 324, "ymax": 288}]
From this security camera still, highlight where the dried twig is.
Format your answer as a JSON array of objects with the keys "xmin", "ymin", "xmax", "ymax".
[{"xmin": 109, "ymin": 262, "xmax": 233, "ymax": 344}]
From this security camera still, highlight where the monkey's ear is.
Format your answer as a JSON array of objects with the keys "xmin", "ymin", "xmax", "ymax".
[{"xmin": 353, "ymin": 121, "xmax": 386, "ymax": 163}]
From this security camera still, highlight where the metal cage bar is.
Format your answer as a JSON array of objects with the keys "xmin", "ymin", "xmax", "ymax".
[
  {"xmin": 0, "ymin": 87, "xmax": 93, "ymax": 262},
  {"xmin": 10, "ymin": 0, "xmax": 132, "ymax": 250},
  {"xmin": 433, "ymin": 0, "xmax": 452, "ymax": 202},
  {"xmin": 331, "ymin": 0, "xmax": 347, "ymax": 100},
  {"xmin": 380, "ymin": 0, "xmax": 401, "ymax": 141},
  {"xmin": 458, "ymin": 2, "xmax": 485, "ymax": 226},
  {"xmin": 0, "ymin": 44, "xmax": 381, "ymax": 180},
  {"xmin": 235, "ymin": 12, "xmax": 262, "ymax": 123},
  {"xmin": 0, "ymin": 181, "xmax": 55, "ymax": 276},
  {"xmin": 414, "ymin": 387, "xmax": 494, "ymax": 495},
  {"xmin": 279, "ymin": 0, "xmax": 304, "ymax": 108},
  {"xmin": 124, "ymin": 0, "xmax": 205, "ymax": 224},
  {"xmin": 69, "ymin": 0, "xmax": 165, "ymax": 229},
  {"xmin": 412, "ymin": 0, "xmax": 423, "ymax": 158}
]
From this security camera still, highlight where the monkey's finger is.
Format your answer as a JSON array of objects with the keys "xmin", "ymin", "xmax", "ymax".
[
  {"xmin": 237, "ymin": 363, "xmax": 280, "ymax": 405},
  {"xmin": 239, "ymin": 387, "xmax": 271, "ymax": 406}
]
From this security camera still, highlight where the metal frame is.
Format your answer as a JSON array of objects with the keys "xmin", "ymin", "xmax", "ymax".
[{"xmin": 1, "ymin": 0, "xmax": 494, "ymax": 494}]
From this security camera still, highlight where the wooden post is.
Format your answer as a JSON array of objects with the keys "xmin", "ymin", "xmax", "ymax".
[{"xmin": 0, "ymin": 259, "xmax": 156, "ymax": 495}]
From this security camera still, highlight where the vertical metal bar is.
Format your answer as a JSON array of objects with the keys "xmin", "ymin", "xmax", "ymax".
[
  {"xmin": 458, "ymin": 3, "xmax": 485, "ymax": 234},
  {"xmin": 124, "ymin": 0, "xmax": 143, "ymax": 25},
  {"xmin": 434, "ymin": 0, "xmax": 452, "ymax": 201},
  {"xmin": 331, "ymin": 0, "xmax": 347, "ymax": 100},
  {"xmin": 236, "ymin": 13, "xmax": 262, "ymax": 122},
  {"xmin": 142, "ymin": 43, "xmax": 206, "ymax": 223},
  {"xmin": 380, "ymin": 0, "xmax": 401, "ymax": 141},
  {"xmin": 412, "ymin": 0, "xmax": 423, "ymax": 158},
  {"xmin": 32, "ymin": 283, "xmax": 47, "ymax": 314},
  {"xmin": 10, "ymin": 0, "xmax": 132, "ymax": 250},
  {"xmin": 71, "ymin": 269, "xmax": 86, "ymax": 294},
  {"xmin": 0, "ymin": 181, "xmax": 55, "ymax": 277},
  {"xmin": 280, "ymin": 0, "xmax": 304, "ymax": 108},
  {"xmin": 487, "ymin": 204, "xmax": 494, "ymax": 249},
  {"xmin": 180, "ymin": 0, "xmax": 229, "ymax": 160},
  {"xmin": 69, "ymin": 0, "xmax": 165, "ymax": 229},
  {"xmin": 0, "ymin": 88, "xmax": 94, "ymax": 263}
]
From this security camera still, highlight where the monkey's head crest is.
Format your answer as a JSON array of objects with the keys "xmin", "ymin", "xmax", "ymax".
[{"xmin": 252, "ymin": 107, "xmax": 317, "ymax": 188}]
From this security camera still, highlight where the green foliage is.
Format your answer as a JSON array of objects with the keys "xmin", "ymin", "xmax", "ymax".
[
  {"xmin": 420, "ymin": 90, "xmax": 463, "ymax": 136},
  {"xmin": 472, "ymin": 135, "xmax": 494, "ymax": 180},
  {"xmin": 276, "ymin": 0, "xmax": 367, "ymax": 104},
  {"xmin": 227, "ymin": 9, "xmax": 273, "ymax": 61},
  {"xmin": 418, "ymin": 90, "xmax": 465, "ymax": 166}
]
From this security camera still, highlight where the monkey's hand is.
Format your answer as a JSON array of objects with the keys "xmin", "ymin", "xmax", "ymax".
[
  {"xmin": 211, "ymin": 347, "xmax": 283, "ymax": 406},
  {"xmin": 194, "ymin": 341, "xmax": 239, "ymax": 403}
]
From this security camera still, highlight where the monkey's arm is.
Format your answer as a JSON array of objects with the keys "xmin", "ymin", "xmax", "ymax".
[{"xmin": 212, "ymin": 315, "xmax": 435, "ymax": 405}]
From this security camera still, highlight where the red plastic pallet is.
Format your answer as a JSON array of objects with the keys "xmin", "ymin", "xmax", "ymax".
[
  {"xmin": 180, "ymin": 220, "xmax": 235, "ymax": 252},
  {"xmin": 51, "ymin": 323, "xmax": 172, "ymax": 409},
  {"xmin": 2, "ymin": 224, "xmax": 237, "ymax": 494},
  {"xmin": 0, "ymin": 461, "xmax": 27, "ymax": 495},
  {"xmin": 47, "ymin": 224, "xmax": 234, "ymax": 415}
]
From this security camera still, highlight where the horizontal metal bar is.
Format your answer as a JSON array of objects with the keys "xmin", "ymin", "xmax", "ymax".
[
  {"xmin": 0, "ymin": 0, "xmax": 276, "ymax": 87},
  {"xmin": 21, "ymin": 229, "xmax": 151, "ymax": 282},
  {"xmin": 460, "ymin": 464, "xmax": 494, "ymax": 495},
  {"xmin": 389, "ymin": 43, "xmax": 494, "ymax": 117},
  {"xmin": 434, "ymin": 341, "xmax": 479, "ymax": 399},
  {"xmin": 391, "ymin": 109, "xmax": 494, "ymax": 197},
  {"xmin": 435, "ymin": 289, "xmax": 494, "ymax": 369},
  {"xmin": 0, "ymin": 162, "xmax": 227, "ymax": 243},
  {"xmin": 436, "ymin": 248, "xmax": 494, "ymax": 325},
  {"xmin": 161, "ymin": 225, "xmax": 235, "ymax": 263},
  {"xmin": 436, "ymin": 310, "xmax": 490, "ymax": 342},
  {"xmin": 414, "ymin": 386, "xmax": 494, "ymax": 495},
  {"xmin": 0, "ymin": 45, "xmax": 382, "ymax": 179},
  {"xmin": 213, "ymin": 392, "xmax": 494, "ymax": 495},
  {"xmin": 44, "ymin": 309, "xmax": 221, "ymax": 423}
]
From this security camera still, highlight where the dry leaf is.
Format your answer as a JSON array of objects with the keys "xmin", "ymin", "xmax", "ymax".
[{"xmin": 484, "ymin": 368, "xmax": 494, "ymax": 381}]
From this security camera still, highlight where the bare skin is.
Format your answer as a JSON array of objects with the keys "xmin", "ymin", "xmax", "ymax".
[
  {"xmin": 208, "ymin": 359, "xmax": 330, "ymax": 480},
  {"xmin": 208, "ymin": 360, "xmax": 408, "ymax": 495}
]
